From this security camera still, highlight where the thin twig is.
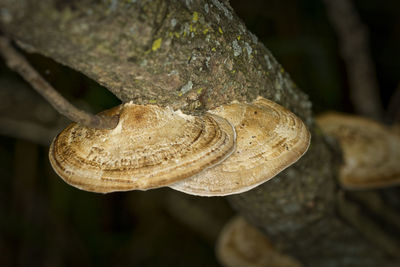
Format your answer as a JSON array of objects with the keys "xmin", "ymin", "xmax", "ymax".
[
  {"xmin": 323, "ymin": 0, "xmax": 383, "ymax": 120},
  {"xmin": 0, "ymin": 36, "xmax": 118, "ymax": 129}
]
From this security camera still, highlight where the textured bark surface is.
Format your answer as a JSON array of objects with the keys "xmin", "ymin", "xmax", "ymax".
[
  {"xmin": 0, "ymin": 0, "xmax": 311, "ymax": 117},
  {"xmin": 0, "ymin": 0, "xmax": 398, "ymax": 266}
]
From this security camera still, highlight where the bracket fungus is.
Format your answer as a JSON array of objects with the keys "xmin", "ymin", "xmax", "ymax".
[
  {"xmin": 217, "ymin": 216, "xmax": 303, "ymax": 267},
  {"xmin": 49, "ymin": 102, "xmax": 236, "ymax": 193},
  {"xmin": 170, "ymin": 96, "xmax": 311, "ymax": 196},
  {"xmin": 317, "ymin": 112, "xmax": 400, "ymax": 189}
]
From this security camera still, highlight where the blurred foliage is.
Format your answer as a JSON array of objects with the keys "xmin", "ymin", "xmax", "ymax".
[{"xmin": 1, "ymin": 0, "xmax": 400, "ymax": 266}]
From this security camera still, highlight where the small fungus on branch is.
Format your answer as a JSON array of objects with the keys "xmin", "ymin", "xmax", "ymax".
[
  {"xmin": 217, "ymin": 216, "xmax": 303, "ymax": 267},
  {"xmin": 317, "ymin": 112, "xmax": 400, "ymax": 189}
]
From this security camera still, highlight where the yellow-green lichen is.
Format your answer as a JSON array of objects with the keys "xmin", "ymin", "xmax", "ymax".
[
  {"xmin": 218, "ymin": 27, "xmax": 223, "ymax": 34},
  {"xmin": 203, "ymin": 28, "xmax": 209, "ymax": 34},
  {"xmin": 189, "ymin": 24, "xmax": 197, "ymax": 33},
  {"xmin": 197, "ymin": 88, "xmax": 203, "ymax": 94},
  {"xmin": 149, "ymin": 99, "xmax": 157, "ymax": 104},
  {"xmin": 152, "ymin": 38, "xmax": 162, "ymax": 51},
  {"xmin": 192, "ymin": 12, "xmax": 199, "ymax": 22}
]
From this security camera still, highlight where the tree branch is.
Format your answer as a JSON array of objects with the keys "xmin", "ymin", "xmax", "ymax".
[
  {"xmin": 323, "ymin": 0, "xmax": 383, "ymax": 120},
  {"xmin": 0, "ymin": 0, "xmax": 397, "ymax": 265},
  {"xmin": 0, "ymin": 36, "xmax": 118, "ymax": 129}
]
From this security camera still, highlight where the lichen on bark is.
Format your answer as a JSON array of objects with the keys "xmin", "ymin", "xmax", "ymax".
[{"xmin": 0, "ymin": 0, "xmax": 311, "ymax": 117}]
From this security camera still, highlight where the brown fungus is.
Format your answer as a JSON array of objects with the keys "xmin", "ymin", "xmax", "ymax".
[
  {"xmin": 49, "ymin": 102, "xmax": 236, "ymax": 193},
  {"xmin": 317, "ymin": 112, "xmax": 400, "ymax": 189},
  {"xmin": 217, "ymin": 216, "xmax": 303, "ymax": 267},
  {"xmin": 170, "ymin": 96, "xmax": 311, "ymax": 196}
]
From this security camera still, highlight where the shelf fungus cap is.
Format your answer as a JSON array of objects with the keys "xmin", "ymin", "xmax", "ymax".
[
  {"xmin": 317, "ymin": 112, "xmax": 400, "ymax": 189},
  {"xmin": 217, "ymin": 216, "xmax": 303, "ymax": 267},
  {"xmin": 170, "ymin": 96, "xmax": 310, "ymax": 196},
  {"xmin": 49, "ymin": 102, "xmax": 236, "ymax": 193}
]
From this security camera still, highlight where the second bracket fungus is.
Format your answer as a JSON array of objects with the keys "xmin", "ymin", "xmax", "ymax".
[
  {"xmin": 170, "ymin": 96, "xmax": 311, "ymax": 196},
  {"xmin": 49, "ymin": 102, "xmax": 236, "ymax": 193},
  {"xmin": 317, "ymin": 112, "xmax": 400, "ymax": 189},
  {"xmin": 217, "ymin": 216, "xmax": 303, "ymax": 267}
]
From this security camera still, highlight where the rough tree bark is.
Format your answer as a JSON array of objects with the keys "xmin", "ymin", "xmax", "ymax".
[{"xmin": 0, "ymin": 0, "xmax": 398, "ymax": 266}]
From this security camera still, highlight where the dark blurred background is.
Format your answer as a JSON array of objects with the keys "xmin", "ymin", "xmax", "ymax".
[{"xmin": 1, "ymin": 0, "xmax": 399, "ymax": 266}]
